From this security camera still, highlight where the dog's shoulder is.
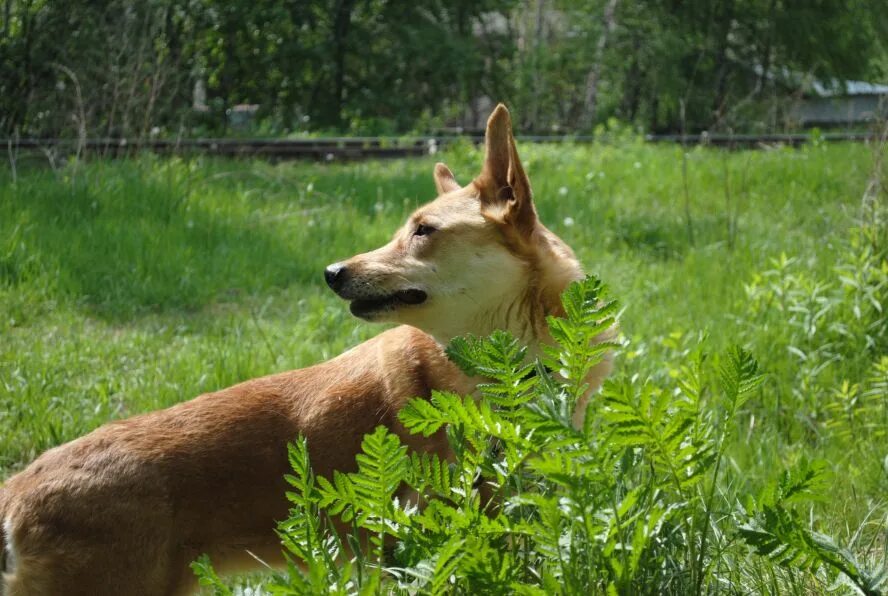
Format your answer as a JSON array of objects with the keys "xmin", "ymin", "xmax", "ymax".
[{"xmin": 374, "ymin": 326, "xmax": 475, "ymax": 398}]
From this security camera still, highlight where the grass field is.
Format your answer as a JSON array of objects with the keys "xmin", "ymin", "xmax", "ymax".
[{"xmin": 1, "ymin": 139, "xmax": 886, "ymax": 591}]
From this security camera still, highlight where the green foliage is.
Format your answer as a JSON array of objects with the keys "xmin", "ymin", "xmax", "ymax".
[
  {"xmin": 274, "ymin": 437, "xmax": 359, "ymax": 594},
  {"xmin": 1, "ymin": 0, "xmax": 515, "ymax": 137},
  {"xmin": 739, "ymin": 460, "xmax": 887, "ymax": 595},
  {"xmin": 601, "ymin": 377, "xmax": 715, "ymax": 497},
  {"xmin": 543, "ymin": 275, "xmax": 620, "ymax": 406},
  {"xmin": 824, "ymin": 357, "xmax": 888, "ymax": 446},
  {"xmin": 191, "ymin": 554, "xmax": 234, "ymax": 596},
  {"xmin": 190, "ymin": 276, "xmax": 884, "ymax": 594},
  {"xmin": 3, "ymin": 1, "xmax": 887, "ymax": 136},
  {"xmin": 2, "ymin": 145, "xmax": 886, "ymax": 592},
  {"xmin": 445, "ymin": 332, "xmax": 537, "ymax": 409},
  {"xmin": 718, "ymin": 345, "xmax": 765, "ymax": 415},
  {"xmin": 740, "ymin": 183, "xmax": 888, "ymax": 461}
]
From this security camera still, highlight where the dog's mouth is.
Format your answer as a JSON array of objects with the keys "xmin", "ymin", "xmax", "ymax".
[{"xmin": 349, "ymin": 289, "xmax": 428, "ymax": 318}]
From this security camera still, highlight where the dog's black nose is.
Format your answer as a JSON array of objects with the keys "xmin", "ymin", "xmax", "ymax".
[{"xmin": 324, "ymin": 263, "xmax": 347, "ymax": 291}]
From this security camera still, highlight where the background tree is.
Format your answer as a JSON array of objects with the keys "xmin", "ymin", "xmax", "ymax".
[{"xmin": 1, "ymin": 0, "xmax": 886, "ymax": 138}]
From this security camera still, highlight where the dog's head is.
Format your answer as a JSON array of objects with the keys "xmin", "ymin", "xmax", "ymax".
[{"xmin": 325, "ymin": 104, "xmax": 581, "ymax": 343}]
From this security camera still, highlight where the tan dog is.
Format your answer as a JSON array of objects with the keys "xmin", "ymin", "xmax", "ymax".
[{"xmin": 0, "ymin": 105, "xmax": 613, "ymax": 595}]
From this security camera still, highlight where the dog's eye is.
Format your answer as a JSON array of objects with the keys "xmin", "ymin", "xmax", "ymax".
[{"xmin": 414, "ymin": 224, "xmax": 436, "ymax": 237}]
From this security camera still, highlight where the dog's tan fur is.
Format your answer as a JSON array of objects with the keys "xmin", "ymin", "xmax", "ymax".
[{"xmin": 0, "ymin": 105, "xmax": 613, "ymax": 595}]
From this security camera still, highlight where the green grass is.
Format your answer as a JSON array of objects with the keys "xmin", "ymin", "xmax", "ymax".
[{"xmin": 1, "ymin": 140, "xmax": 885, "ymax": 591}]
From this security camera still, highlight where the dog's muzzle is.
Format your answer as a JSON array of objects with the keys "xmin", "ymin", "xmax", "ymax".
[{"xmin": 324, "ymin": 263, "xmax": 427, "ymax": 318}]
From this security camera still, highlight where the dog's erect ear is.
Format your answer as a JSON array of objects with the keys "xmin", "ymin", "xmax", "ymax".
[
  {"xmin": 433, "ymin": 162, "xmax": 460, "ymax": 195},
  {"xmin": 477, "ymin": 104, "xmax": 536, "ymax": 237},
  {"xmin": 480, "ymin": 104, "xmax": 513, "ymax": 190}
]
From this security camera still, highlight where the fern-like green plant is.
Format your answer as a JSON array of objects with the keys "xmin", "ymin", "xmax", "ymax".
[
  {"xmin": 739, "ymin": 459, "xmax": 887, "ymax": 596},
  {"xmin": 274, "ymin": 437, "xmax": 355, "ymax": 595},
  {"xmin": 190, "ymin": 554, "xmax": 234, "ymax": 596},
  {"xmin": 824, "ymin": 357, "xmax": 888, "ymax": 447},
  {"xmin": 542, "ymin": 276, "xmax": 621, "ymax": 410},
  {"xmin": 192, "ymin": 274, "xmax": 883, "ymax": 595}
]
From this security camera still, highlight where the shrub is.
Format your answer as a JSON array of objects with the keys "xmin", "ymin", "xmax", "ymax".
[{"xmin": 192, "ymin": 276, "xmax": 887, "ymax": 594}]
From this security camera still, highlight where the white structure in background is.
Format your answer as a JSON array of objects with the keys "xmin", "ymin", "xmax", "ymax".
[
  {"xmin": 793, "ymin": 79, "xmax": 888, "ymax": 127},
  {"xmin": 193, "ymin": 78, "xmax": 208, "ymax": 112}
]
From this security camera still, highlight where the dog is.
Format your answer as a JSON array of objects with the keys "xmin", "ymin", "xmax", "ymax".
[{"xmin": 0, "ymin": 104, "xmax": 614, "ymax": 595}]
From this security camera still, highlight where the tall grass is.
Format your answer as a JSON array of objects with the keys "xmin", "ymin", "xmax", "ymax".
[{"xmin": 1, "ymin": 140, "xmax": 885, "ymax": 592}]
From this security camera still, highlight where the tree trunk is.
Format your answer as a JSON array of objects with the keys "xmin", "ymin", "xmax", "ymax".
[
  {"xmin": 330, "ymin": 0, "xmax": 356, "ymax": 129},
  {"xmin": 531, "ymin": 0, "xmax": 545, "ymax": 132},
  {"xmin": 579, "ymin": 0, "xmax": 619, "ymax": 131},
  {"xmin": 620, "ymin": 35, "xmax": 642, "ymax": 121},
  {"xmin": 710, "ymin": 0, "xmax": 735, "ymax": 129},
  {"xmin": 3, "ymin": 0, "xmax": 11, "ymax": 38},
  {"xmin": 756, "ymin": 0, "xmax": 778, "ymax": 94},
  {"xmin": 649, "ymin": 93, "xmax": 659, "ymax": 133}
]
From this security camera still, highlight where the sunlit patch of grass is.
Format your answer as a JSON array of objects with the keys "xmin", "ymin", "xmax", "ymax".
[{"xmin": 1, "ymin": 141, "xmax": 884, "ymax": 592}]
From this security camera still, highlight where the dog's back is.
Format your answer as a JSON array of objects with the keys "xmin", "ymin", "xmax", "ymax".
[{"xmin": 0, "ymin": 326, "xmax": 469, "ymax": 595}]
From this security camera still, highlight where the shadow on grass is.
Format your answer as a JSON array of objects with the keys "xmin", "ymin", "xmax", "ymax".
[
  {"xmin": 1, "ymin": 162, "xmax": 331, "ymax": 320},
  {"xmin": 607, "ymin": 212, "xmax": 692, "ymax": 259},
  {"xmin": 606, "ymin": 209, "xmax": 738, "ymax": 260}
]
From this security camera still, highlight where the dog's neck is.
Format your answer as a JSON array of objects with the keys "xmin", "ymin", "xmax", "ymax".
[
  {"xmin": 425, "ymin": 293, "xmax": 551, "ymax": 351},
  {"xmin": 417, "ymin": 226, "xmax": 611, "ymax": 428},
  {"xmin": 425, "ymin": 226, "xmax": 584, "ymax": 356}
]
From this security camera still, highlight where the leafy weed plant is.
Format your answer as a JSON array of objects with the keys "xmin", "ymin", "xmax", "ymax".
[
  {"xmin": 2, "ymin": 143, "xmax": 885, "ymax": 592},
  {"xmin": 194, "ymin": 277, "xmax": 887, "ymax": 594}
]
